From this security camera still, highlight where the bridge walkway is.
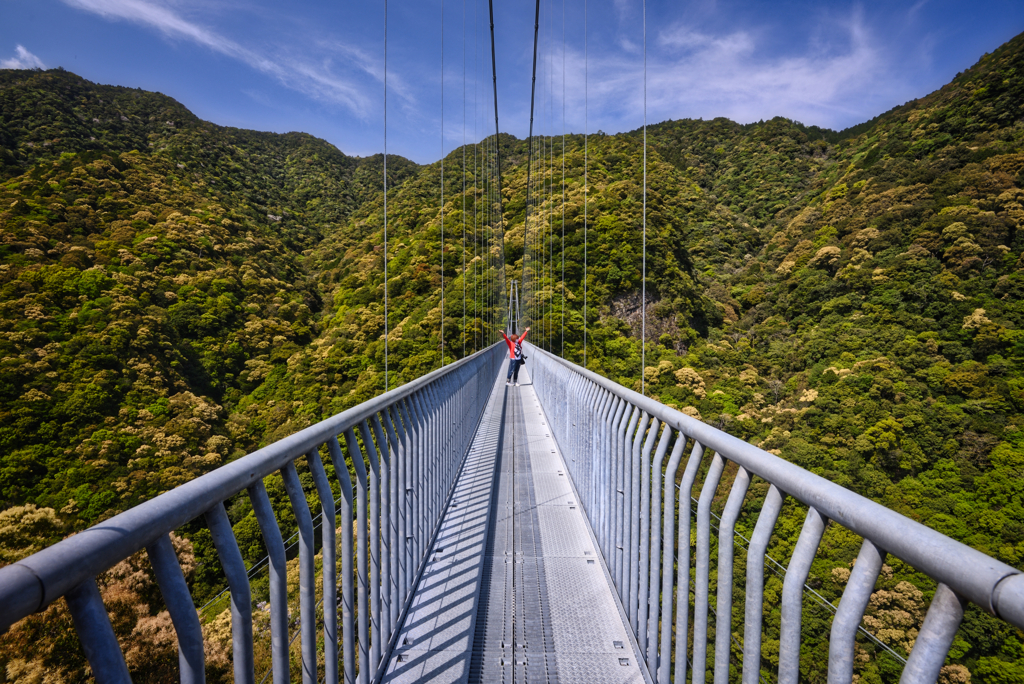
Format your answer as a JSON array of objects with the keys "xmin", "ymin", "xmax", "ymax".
[{"xmin": 381, "ymin": 367, "xmax": 646, "ymax": 684}]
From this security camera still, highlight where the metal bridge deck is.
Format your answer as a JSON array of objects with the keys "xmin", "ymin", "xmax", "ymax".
[{"xmin": 381, "ymin": 367, "xmax": 645, "ymax": 684}]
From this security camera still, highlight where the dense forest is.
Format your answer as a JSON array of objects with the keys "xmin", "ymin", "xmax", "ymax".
[{"xmin": 1, "ymin": 28, "xmax": 1024, "ymax": 684}]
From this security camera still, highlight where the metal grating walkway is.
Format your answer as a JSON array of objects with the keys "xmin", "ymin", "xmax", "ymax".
[{"xmin": 381, "ymin": 368, "xmax": 647, "ymax": 684}]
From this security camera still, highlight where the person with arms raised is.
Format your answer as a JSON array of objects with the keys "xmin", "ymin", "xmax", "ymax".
[{"xmin": 501, "ymin": 327, "xmax": 530, "ymax": 386}]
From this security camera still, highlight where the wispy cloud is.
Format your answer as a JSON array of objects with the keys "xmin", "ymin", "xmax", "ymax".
[
  {"xmin": 1, "ymin": 45, "xmax": 45, "ymax": 70},
  {"xmin": 553, "ymin": 9, "xmax": 895, "ymax": 134},
  {"xmin": 60, "ymin": 0, "xmax": 381, "ymax": 117}
]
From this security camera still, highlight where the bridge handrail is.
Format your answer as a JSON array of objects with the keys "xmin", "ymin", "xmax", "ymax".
[
  {"xmin": 528, "ymin": 344, "xmax": 1023, "ymax": 684},
  {"xmin": 0, "ymin": 342, "xmax": 506, "ymax": 684}
]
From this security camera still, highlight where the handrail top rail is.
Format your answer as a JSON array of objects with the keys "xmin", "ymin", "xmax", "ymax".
[
  {"xmin": 0, "ymin": 343, "xmax": 504, "ymax": 634},
  {"xmin": 529, "ymin": 344, "xmax": 1024, "ymax": 630}
]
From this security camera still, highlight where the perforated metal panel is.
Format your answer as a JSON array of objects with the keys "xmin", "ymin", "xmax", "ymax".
[{"xmin": 382, "ymin": 369, "xmax": 649, "ymax": 684}]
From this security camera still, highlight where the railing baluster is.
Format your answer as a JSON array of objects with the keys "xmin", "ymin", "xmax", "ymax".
[
  {"xmin": 592, "ymin": 390, "xmax": 608, "ymax": 556},
  {"xmin": 645, "ymin": 423, "xmax": 672, "ymax": 671},
  {"xmin": 281, "ymin": 461, "xmax": 317, "ymax": 684},
  {"xmin": 327, "ymin": 435, "xmax": 356, "ymax": 684},
  {"xmin": 205, "ymin": 502, "xmax": 255, "ymax": 684},
  {"xmin": 636, "ymin": 414, "xmax": 658, "ymax": 648},
  {"xmin": 615, "ymin": 404, "xmax": 637, "ymax": 594},
  {"xmin": 692, "ymin": 452, "xmax": 726, "ymax": 684},
  {"xmin": 398, "ymin": 400, "xmax": 416, "ymax": 604},
  {"xmin": 714, "ymin": 465, "xmax": 751, "ymax": 684},
  {"xmin": 659, "ymin": 434, "xmax": 688, "ymax": 684},
  {"xmin": 628, "ymin": 411, "xmax": 650, "ymax": 630},
  {"xmin": 307, "ymin": 446, "xmax": 339, "ymax": 684},
  {"xmin": 65, "ymin": 578, "xmax": 133, "ymax": 684},
  {"xmin": 147, "ymin": 533, "xmax": 206, "ymax": 684},
  {"xmin": 359, "ymin": 420, "xmax": 383, "ymax": 676},
  {"xmin": 405, "ymin": 395, "xmax": 425, "ymax": 567},
  {"xmin": 344, "ymin": 427, "xmax": 370, "ymax": 684},
  {"xmin": 899, "ymin": 584, "xmax": 967, "ymax": 684},
  {"xmin": 741, "ymin": 484, "xmax": 784, "ymax": 684},
  {"xmin": 382, "ymin": 407, "xmax": 406, "ymax": 616},
  {"xmin": 779, "ymin": 506, "xmax": 829, "ymax": 684},
  {"xmin": 675, "ymin": 440, "xmax": 707, "ymax": 684},
  {"xmin": 828, "ymin": 539, "xmax": 886, "ymax": 684},
  {"xmin": 371, "ymin": 415, "xmax": 394, "ymax": 648},
  {"xmin": 248, "ymin": 480, "xmax": 289, "ymax": 684}
]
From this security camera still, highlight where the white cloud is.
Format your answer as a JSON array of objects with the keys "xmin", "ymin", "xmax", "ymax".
[
  {"xmin": 1, "ymin": 45, "xmax": 45, "ymax": 70},
  {"xmin": 60, "ymin": 0, "xmax": 382, "ymax": 117},
  {"xmin": 554, "ymin": 10, "xmax": 897, "ymax": 135}
]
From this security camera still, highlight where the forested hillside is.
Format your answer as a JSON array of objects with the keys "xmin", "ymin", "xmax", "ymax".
[{"xmin": 1, "ymin": 30, "xmax": 1024, "ymax": 684}]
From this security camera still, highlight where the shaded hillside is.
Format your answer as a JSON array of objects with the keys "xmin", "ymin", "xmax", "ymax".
[{"xmin": 0, "ymin": 70, "xmax": 419, "ymax": 521}]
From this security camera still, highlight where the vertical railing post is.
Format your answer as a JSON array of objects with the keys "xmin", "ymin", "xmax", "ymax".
[
  {"xmin": 714, "ymin": 466, "xmax": 751, "ymax": 684},
  {"xmin": 741, "ymin": 485, "xmax": 784, "ymax": 684},
  {"xmin": 65, "ymin": 578, "xmax": 133, "ymax": 684},
  {"xmin": 307, "ymin": 447, "xmax": 339, "ymax": 684},
  {"xmin": 828, "ymin": 539, "xmax": 886, "ymax": 684},
  {"xmin": 147, "ymin": 533, "xmax": 206, "ymax": 684},
  {"xmin": 371, "ymin": 415, "xmax": 394, "ymax": 648},
  {"xmin": 628, "ymin": 411, "xmax": 651, "ymax": 631},
  {"xmin": 248, "ymin": 480, "xmax": 289, "ymax": 684},
  {"xmin": 327, "ymin": 435, "xmax": 356, "ymax": 684},
  {"xmin": 644, "ymin": 424, "xmax": 672, "ymax": 670},
  {"xmin": 281, "ymin": 461, "xmax": 317, "ymax": 684},
  {"xmin": 658, "ymin": 434, "xmax": 687, "ymax": 684},
  {"xmin": 779, "ymin": 507, "xmax": 829, "ymax": 684},
  {"xmin": 344, "ymin": 428, "xmax": 370, "ymax": 684},
  {"xmin": 205, "ymin": 502, "xmax": 255, "ymax": 684},
  {"xmin": 692, "ymin": 452, "xmax": 726, "ymax": 684},
  {"xmin": 358, "ymin": 420, "xmax": 383, "ymax": 677},
  {"xmin": 674, "ymin": 441, "xmax": 706, "ymax": 684},
  {"xmin": 638, "ymin": 419, "xmax": 665, "ymax": 663},
  {"xmin": 899, "ymin": 584, "xmax": 967, "ymax": 684}
]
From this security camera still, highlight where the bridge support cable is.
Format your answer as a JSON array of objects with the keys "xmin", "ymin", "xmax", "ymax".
[
  {"xmin": 560, "ymin": 0, "xmax": 565, "ymax": 356},
  {"xmin": 462, "ymin": 0, "xmax": 467, "ymax": 359},
  {"xmin": 523, "ymin": 0, "xmax": 541, "ymax": 333},
  {"xmin": 583, "ymin": 0, "xmax": 588, "ymax": 369},
  {"xmin": 384, "ymin": 0, "xmax": 389, "ymax": 392},
  {"xmin": 641, "ymin": 0, "xmax": 647, "ymax": 396},
  {"xmin": 486, "ymin": 0, "xmax": 506, "ymax": 291}
]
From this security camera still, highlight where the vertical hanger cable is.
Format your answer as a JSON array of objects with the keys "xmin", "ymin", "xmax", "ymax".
[
  {"xmin": 383, "ymin": 0, "xmax": 389, "ymax": 390},
  {"xmin": 642, "ymin": 0, "xmax": 647, "ymax": 394}
]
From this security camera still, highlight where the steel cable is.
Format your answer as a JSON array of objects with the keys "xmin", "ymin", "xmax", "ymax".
[
  {"xmin": 462, "ymin": 0, "xmax": 467, "ymax": 359},
  {"xmin": 583, "ymin": 0, "xmax": 588, "ymax": 369},
  {"xmin": 384, "ymin": 0, "xmax": 389, "ymax": 391},
  {"xmin": 641, "ymin": 0, "xmax": 647, "ymax": 396},
  {"xmin": 441, "ymin": 0, "xmax": 446, "ymax": 368}
]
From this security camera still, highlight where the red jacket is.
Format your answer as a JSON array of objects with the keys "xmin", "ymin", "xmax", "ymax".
[{"xmin": 501, "ymin": 329, "xmax": 529, "ymax": 359}]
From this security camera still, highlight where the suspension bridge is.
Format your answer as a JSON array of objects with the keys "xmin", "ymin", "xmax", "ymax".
[{"xmin": 1, "ymin": 1, "xmax": 1023, "ymax": 683}]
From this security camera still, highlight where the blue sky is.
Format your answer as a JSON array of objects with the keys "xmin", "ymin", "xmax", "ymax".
[{"xmin": 1, "ymin": 0, "xmax": 1021, "ymax": 164}]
